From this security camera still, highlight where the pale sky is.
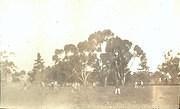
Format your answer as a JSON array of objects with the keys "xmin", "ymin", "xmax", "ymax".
[{"xmin": 0, "ymin": 0, "xmax": 180, "ymax": 71}]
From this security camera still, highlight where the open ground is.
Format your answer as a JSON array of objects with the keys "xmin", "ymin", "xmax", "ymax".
[{"xmin": 1, "ymin": 83, "xmax": 180, "ymax": 109}]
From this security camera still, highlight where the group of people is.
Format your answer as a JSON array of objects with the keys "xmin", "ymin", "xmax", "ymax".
[
  {"xmin": 22, "ymin": 81, "xmax": 59, "ymax": 91},
  {"xmin": 114, "ymin": 80, "xmax": 144, "ymax": 95},
  {"xmin": 134, "ymin": 80, "xmax": 144, "ymax": 88},
  {"xmin": 40, "ymin": 81, "xmax": 81, "ymax": 92},
  {"xmin": 45, "ymin": 81, "xmax": 59, "ymax": 91},
  {"xmin": 22, "ymin": 80, "xmax": 144, "ymax": 95},
  {"xmin": 71, "ymin": 82, "xmax": 81, "ymax": 93}
]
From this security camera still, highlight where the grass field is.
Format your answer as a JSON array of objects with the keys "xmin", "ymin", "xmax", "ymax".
[{"xmin": 1, "ymin": 83, "xmax": 180, "ymax": 109}]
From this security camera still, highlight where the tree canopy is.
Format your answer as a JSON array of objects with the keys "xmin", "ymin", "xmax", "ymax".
[
  {"xmin": 3, "ymin": 29, "xmax": 180, "ymax": 86},
  {"xmin": 49, "ymin": 29, "xmax": 149, "ymax": 86}
]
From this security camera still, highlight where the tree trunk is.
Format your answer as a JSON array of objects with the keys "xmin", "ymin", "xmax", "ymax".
[
  {"xmin": 83, "ymin": 79, "xmax": 88, "ymax": 87},
  {"xmin": 121, "ymin": 76, "xmax": 126, "ymax": 86}
]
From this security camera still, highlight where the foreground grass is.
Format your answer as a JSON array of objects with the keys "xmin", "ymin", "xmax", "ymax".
[{"xmin": 1, "ymin": 83, "xmax": 180, "ymax": 109}]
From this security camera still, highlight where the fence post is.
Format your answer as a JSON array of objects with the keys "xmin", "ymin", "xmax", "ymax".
[
  {"xmin": 179, "ymin": 96, "xmax": 180, "ymax": 109},
  {"xmin": 0, "ymin": 72, "xmax": 1, "ymax": 106},
  {"xmin": 178, "ymin": 95, "xmax": 180, "ymax": 109}
]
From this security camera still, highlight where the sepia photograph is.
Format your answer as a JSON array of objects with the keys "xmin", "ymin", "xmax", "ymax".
[{"xmin": 0, "ymin": 0, "xmax": 180, "ymax": 109}]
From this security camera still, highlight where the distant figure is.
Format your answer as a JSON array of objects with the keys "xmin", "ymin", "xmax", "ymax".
[
  {"xmin": 134, "ymin": 81, "xmax": 144, "ymax": 88},
  {"xmin": 140, "ymin": 80, "xmax": 144, "ymax": 88},
  {"xmin": 77, "ymin": 82, "xmax": 80, "ymax": 90},
  {"xmin": 92, "ymin": 82, "xmax": 97, "ymax": 87},
  {"xmin": 134, "ymin": 81, "xmax": 138, "ymax": 88},
  {"xmin": 54, "ymin": 81, "xmax": 58, "ymax": 90},
  {"xmin": 115, "ymin": 87, "xmax": 121, "ymax": 95},
  {"xmin": 23, "ymin": 81, "xmax": 32, "ymax": 91},
  {"xmin": 40, "ymin": 81, "xmax": 46, "ymax": 88},
  {"xmin": 72, "ymin": 82, "xmax": 80, "ymax": 93},
  {"xmin": 48, "ymin": 81, "xmax": 55, "ymax": 90},
  {"xmin": 22, "ymin": 79, "xmax": 31, "ymax": 91},
  {"xmin": 114, "ymin": 84, "xmax": 121, "ymax": 95},
  {"xmin": 64, "ymin": 82, "xmax": 72, "ymax": 87},
  {"xmin": 23, "ymin": 82, "xmax": 28, "ymax": 90}
]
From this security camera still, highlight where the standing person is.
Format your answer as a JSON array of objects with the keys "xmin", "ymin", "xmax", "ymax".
[
  {"xmin": 134, "ymin": 81, "xmax": 138, "ymax": 88},
  {"xmin": 114, "ymin": 81, "xmax": 120, "ymax": 95},
  {"xmin": 140, "ymin": 80, "xmax": 144, "ymax": 88}
]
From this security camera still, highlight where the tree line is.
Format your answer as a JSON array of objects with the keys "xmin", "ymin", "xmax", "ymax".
[{"xmin": 1, "ymin": 29, "xmax": 180, "ymax": 87}]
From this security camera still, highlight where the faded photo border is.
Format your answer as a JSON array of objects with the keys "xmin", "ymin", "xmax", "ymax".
[{"xmin": 0, "ymin": 0, "xmax": 180, "ymax": 109}]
